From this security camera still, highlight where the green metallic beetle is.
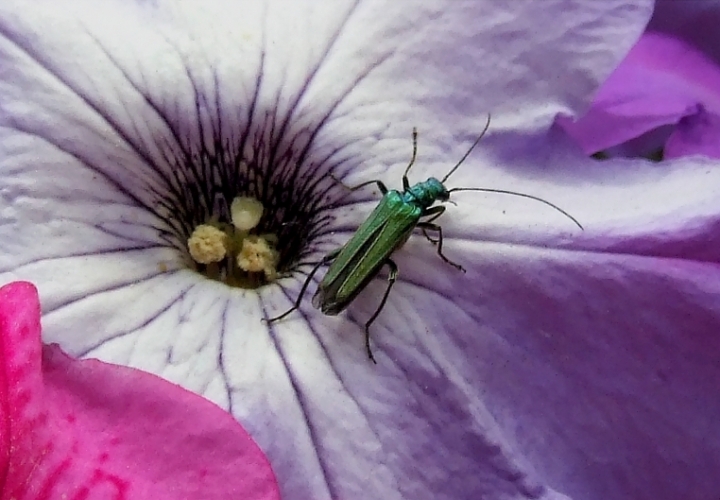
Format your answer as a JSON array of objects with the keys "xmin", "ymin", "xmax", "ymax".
[{"xmin": 268, "ymin": 116, "xmax": 582, "ymax": 362}]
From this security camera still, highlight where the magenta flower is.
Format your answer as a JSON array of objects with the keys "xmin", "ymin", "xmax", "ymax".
[
  {"xmin": 2, "ymin": 1, "xmax": 720, "ymax": 499},
  {"xmin": 559, "ymin": 2, "xmax": 720, "ymax": 159},
  {"xmin": 0, "ymin": 282, "xmax": 279, "ymax": 499}
]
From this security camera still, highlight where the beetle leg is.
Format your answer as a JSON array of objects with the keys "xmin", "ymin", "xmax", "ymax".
[
  {"xmin": 329, "ymin": 174, "xmax": 388, "ymax": 195},
  {"xmin": 421, "ymin": 205, "xmax": 446, "ymax": 223},
  {"xmin": 363, "ymin": 258, "xmax": 398, "ymax": 364},
  {"xmin": 417, "ymin": 222, "xmax": 465, "ymax": 273},
  {"xmin": 421, "ymin": 228, "xmax": 439, "ymax": 244},
  {"xmin": 418, "ymin": 205, "xmax": 446, "ymax": 244},
  {"xmin": 266, "ymin": 249, "xmax": 340, "ymax": 323}
]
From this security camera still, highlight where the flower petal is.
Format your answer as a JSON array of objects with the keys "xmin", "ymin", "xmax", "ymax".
[
  {"xmin": 557, "ymin": 31, "xmax": 720, "ymax": 155},
  {"xmin": 649, "ymin": 0, "xmax": 720, "ymax": 64},
  {"xmin": 311, "ymin": 0, "xmax": 653, "ymax": 138},
  {"xmin": 377, "ymin": 240, "xmax": 720, "ymax": 500},
  {"xmin": 665, "ymin": 107, "xmax": 720, "ymax": 160},
  {"xmin": 0, "ymin": 281, "xmax": 279, "ymax": 500}
]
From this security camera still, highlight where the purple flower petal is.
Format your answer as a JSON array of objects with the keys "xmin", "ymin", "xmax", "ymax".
[
  {"xmin": 650, "ymin": 0, "xmax": 720, "ymax": 65},
  {"xmin": 665, "ymin": 107, "xmax": 720, "ymax": 159},
  {"xmin": 0, "ymin": 282, "xmax": 280, "ymax": 499},
  {"xmin": 558, "ymin": 31, "xmax": 720, "ymax": 156}
]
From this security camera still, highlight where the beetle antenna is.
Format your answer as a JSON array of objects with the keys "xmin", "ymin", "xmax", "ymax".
[
  {"xmin": 447, "ymin": 187, "xmax": 583, "ymax": 230},
  {"xmin": 441, "ymin": 114, "xmax": 491, "ymax": 183},
  {"xmin": 402, "ymin": 127, "xmax": 419, "ymax": 179}
]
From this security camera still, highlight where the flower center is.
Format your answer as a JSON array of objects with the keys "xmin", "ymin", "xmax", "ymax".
[{"xmin": 155, "ymin": 126, "xmax": 342, "ymax": 289}]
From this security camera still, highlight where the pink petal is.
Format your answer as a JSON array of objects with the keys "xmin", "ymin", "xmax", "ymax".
[
  {"xmin": 558, "ymin": 31, "xmax": 720, "ymax": 155},
  {"xmin": 0, "ymin": 282, "xmax": 280, "ymax": 500}
]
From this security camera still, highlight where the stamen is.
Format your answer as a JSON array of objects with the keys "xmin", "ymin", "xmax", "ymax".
[
  {"xmin": 185, "ymin": 196, "xmax": 284, "ymax": 286},
  {"xmin": 187, "ymin": 224, "xmax": 227, "ymax": 264},
  {"xmin": 237, "ymin": 236, "xmax": 280, "ymax": 280}
]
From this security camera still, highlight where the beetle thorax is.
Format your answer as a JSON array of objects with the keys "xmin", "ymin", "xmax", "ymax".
[{"xmin": 405, "ymin": 177, "xmax": 449, "ymax": 207}]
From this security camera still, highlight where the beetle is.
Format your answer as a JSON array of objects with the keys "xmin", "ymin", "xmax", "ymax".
[{"xmin": 267, "ymin": 116, "xmax": 582, "ymax": 362}]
